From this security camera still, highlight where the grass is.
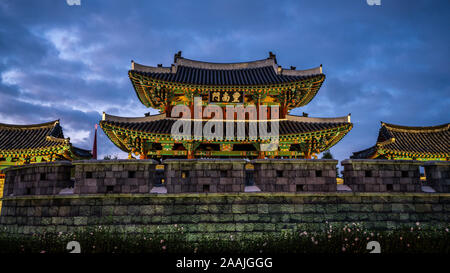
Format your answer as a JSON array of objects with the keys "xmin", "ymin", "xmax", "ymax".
[{"xmin": 0, "ymin": 222, "xmax": 449, "ymax": 254}]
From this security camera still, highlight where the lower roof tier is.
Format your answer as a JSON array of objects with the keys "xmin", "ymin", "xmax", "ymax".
[{"xmin": 100, "ymin": 113, "xmax": 352, "ymax": 159}]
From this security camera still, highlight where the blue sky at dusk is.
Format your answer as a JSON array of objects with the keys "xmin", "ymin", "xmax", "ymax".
[{"xmin": 0, "ymin": 0, "xmax": 448, "ymax": 163}]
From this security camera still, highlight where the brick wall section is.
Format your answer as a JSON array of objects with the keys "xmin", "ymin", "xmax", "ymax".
[
  {"xmin": 342, "ymin": 159, "xmax": 422, "ymax": 192},
  {"xmin": 252, "ymin": 159, "xmax": 338, "ymax": 192},
  {"xmin": 424, "ymin": 161, "xmax": 450, "ymax": 193},
  {"xmin": 164, "ymin": 159, "xmax": 246, "ymax": 193},
  {"xmin": 2, "ymin": 162, "xmax": 73, "ymax": 196},
  {"xmin": 0, "ymin": 193, "xmax": 448, "ymax": 237},
  {"xmin": 73, "ymin": 160, "xmax": 159, "ymax": 194}
]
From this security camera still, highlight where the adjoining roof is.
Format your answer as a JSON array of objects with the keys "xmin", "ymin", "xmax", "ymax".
[
  {"xmin": 351, "ymin": 122, "xmax": 450, "ymax": 159},
  {"xmin": 130, "ymin": 51, "xmax": 323, "ymax": 86},
  {"xmin": 0, "ymin": 120, "xmax": 65, "ymax": 151},
  {"xmin": 0, "ymin": 120, "xmax": 92, "ymax": 159}
]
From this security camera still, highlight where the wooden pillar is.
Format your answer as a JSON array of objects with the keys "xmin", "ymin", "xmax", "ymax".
[
  {"xmin": 165, "ymin": 104, "xmax": 172, "ymax": 117},
  {"xmin": 183, "ymin": 142, "xmax": 195, "ymax": 159},
  {"xmin": 256, "ymin": 101, "xmax": 260, "ymax": 121},
  {"xmin": 258, "ymin": 151, "xmax": 265, "ymax": 159}
]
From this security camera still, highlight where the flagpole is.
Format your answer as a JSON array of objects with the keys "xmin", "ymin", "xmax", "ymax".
[{"xmin": 93, "ymin": 124, "xmax": 98, "ymax": 160}]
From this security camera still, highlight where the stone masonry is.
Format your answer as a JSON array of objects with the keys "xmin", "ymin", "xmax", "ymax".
[
  {"xmin": 0, "ymin": 193, "xmax": 448, "ymax": 237},
  {"xmin": 2, "ymin": 162, "xmax": 73, "ymax": 196},
  {"xmin": 342, "ymin": 159, "xmax": 422, "ymax": 192},
  {"xmin": 164, "ymin": 159, "xmax": 246, "ymax": 193},
  {"xmin": 73, "ymin": 160, "xmax": 159, "ymax": 194},
  {"xmin": 252, "ymin": 159, "xmax": 338, "ymax": 192},
  {"xmin": 2, "ymin": 159, "xmax": 449, "ymax": 196},
  {"xmin": 424, "ymin": 161, "xmax": 450, "ymax": 193}
]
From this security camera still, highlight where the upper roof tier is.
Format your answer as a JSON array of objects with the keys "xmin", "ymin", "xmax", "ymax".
[
  {"xmin": 351, "ymin": 122, "xmax": 450, "ymax": 160},
  {"xmin": 128, "ymin": 51, "xmax": 326, "ymax": 110},
  {"xmin": 0, "ymin": 120, "xmax": 92, "ymax": 159},
  {"xmin": 130, "ymin": 51, "xmax": 323, "ymax": 86}
]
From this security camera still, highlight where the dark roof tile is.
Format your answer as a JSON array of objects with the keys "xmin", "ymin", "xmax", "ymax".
[
  {"xmin": 131, "ymin": 65, "xmax": 321, "ymax": 86},
  {"xmin": 352, "ymin": 122, "xmax": 450, "ymax": 158},
  {"xmin": 102, "ymin": 118, "xmax": 347, "ymax": 137},
  {"xmin": 0, "ymin": 121, "xmax": 92, "ymax": 159}
]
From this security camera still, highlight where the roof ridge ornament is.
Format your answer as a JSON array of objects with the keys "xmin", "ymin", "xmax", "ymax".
[
  {"xmin": 174, "ymin": 51, "xmax": 182, "ymax": 63},
  {"xmin": 268, "ymin": 51, "xmax": 277, "ymax": 64}
]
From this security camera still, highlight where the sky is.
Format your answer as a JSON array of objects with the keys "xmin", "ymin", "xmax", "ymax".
[{"xmin": 0, "ymin": 0, "xmax": 449, "ymax": 165}]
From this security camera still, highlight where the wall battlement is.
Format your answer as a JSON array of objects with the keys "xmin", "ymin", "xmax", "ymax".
[{"xmin": 1, "ymin": 159, "xmax": 449, "ymax": 197}]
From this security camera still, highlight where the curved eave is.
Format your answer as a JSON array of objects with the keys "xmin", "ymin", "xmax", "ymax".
[
  {"xmin": 69, "ymin": 146, "xmax": 93, "ymax": 160},
  {"xmin": 293, "ymin": 74, "xmax": 325, "ymax": 107},
  {"xmin": 0, "ymin": 142, "xmax": 71, "ymax": 157},
  {"xmin": 99, "ymin": 121, "xmax": 131, "ymax": 153},
  {"xmin": 324, "ymin": 123, "xmax": 353, "ymax": 150},
  {"xmin": 129, "ymin": 71, "xmax": 152, "ymax": 108},
  {"xmin": 99, "ymin": 116, "xmax": 352, "ymax": 155},
  {"xmin": 350, "ymin": 146, "xmax": 378, "ymax": 159},
  {"xmin": 378, "ymin": 147, "xmax": 449, "ymax": 159}
]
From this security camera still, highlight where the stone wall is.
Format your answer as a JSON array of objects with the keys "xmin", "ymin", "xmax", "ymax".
[
  {"xmin": 253, "ymin": 159, "xmax": 338, "ymax": 192},
  {"xmin": 342, "ymin": 160, "xmax": 422, "ymax": 192},
  {"xmin": 73, "ymin": 160, "xmax": 159, "ymax": 194},
  {"xmin": 2, "ymin": 162, "xmax": 73, "ymax": 197},
  {"xmin": 0, "ymin": 193, "xmax": 448, "ymax": 237},
  {"xmin": 164, "ymin": 159, "xmax": 246, "ymax": 193},
  {"xmin": 424, "ymin": 161, "xmax": 450, "ymax": 193}
]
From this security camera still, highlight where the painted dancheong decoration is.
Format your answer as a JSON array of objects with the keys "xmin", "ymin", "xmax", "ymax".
[
  {"xmin": 351, "ymin": 122, "xmax": 449, "ymax": 161},
  {"xmin": 100, "ymin": 51, "xmax": 353, "ymax": 160},
  {"xmin": 0, "ymin": 120, "xmax": 92, "ymax": 171}
]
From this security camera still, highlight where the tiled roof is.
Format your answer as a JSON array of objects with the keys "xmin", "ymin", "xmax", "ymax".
[
  {"xmin": 0, "ymin": 120, "xmax": 65, "ymax": 151},
  {"xmin": 129, "ymin": 51, "xmax": 323, "ymax": 86},
  {"xmin": 0, "ymin": 120, "xmax": 92, "ymax": 158},
  {"xmin": 101, "ymin": 115, "xmax": 350, "ymax": 137},
  {"xmin": 131, "ymin": 65, "xmax": 323, "ymax": 86},
  {"xmin": 71, "ymin": 146, "xmax": 93, "ymax": 158},
  {"xmin": 351, "ymin": 122, "xmax": 450, "ymax": 158}
]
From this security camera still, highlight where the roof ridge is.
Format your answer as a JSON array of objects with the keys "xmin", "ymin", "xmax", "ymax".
[
  {"xmin": 0, "ymin": 120, "xmax": 59, "ymax": 130},
  {"xmin": 287, "ymin": 114, "xmax": 351, "ymax": 123},
  {"xmin": 131, "ymin": 52, "xmax": 323, "ymax": 76},
  {"xmin": 102, "ymin": 112, "xmax": 166, "ymax": 123},
  {"xmin": 381, "ymin": 122, "xmax": 450, "ymax": 133},
  {"xmin": 175, "ymin": 57, "xmax": 277, "ymax": 70}
]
